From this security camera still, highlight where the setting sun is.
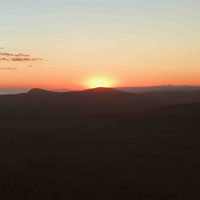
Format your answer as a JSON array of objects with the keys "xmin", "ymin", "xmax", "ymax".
[{"xmin": 86, "ymin": 77, "xmax": 114, "ymax": 89}]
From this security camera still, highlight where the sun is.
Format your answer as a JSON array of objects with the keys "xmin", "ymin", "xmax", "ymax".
[{"xmin": 86, "ymin": 77, "xmax": 114, "ymax": 89}]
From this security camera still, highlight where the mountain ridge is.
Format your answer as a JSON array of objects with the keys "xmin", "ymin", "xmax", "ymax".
[
  {"xmin": 1, "ymin": 87, "xmax": 200, "ymax": 117},
  {"xmin": 1, "ymin": 85, "xmax": 200, "ymax": 95}
]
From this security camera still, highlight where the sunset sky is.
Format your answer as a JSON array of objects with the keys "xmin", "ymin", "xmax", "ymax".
[{"xmin": 0, "ymin": 0, "xmax": 200, "ymax": 89}]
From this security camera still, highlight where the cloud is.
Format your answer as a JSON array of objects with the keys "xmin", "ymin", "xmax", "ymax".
[
  {"xmin": 0, "ymin": 57, "xmax": 42, "ymax": 62},
  {"xmin": 11, "ymin": 58, "xmax": 42, "ymax": 62},
  {"xmin": 0, "ymin": 53, "xmax": 30, "ymax": 57},
  {"xmin": 0, "ymin": 58, "xmax": 9, "ymax": 61},
  {"xmin": 0, "ymin": 48, "xmax": 43, "ymax": 62},
  {"xmin": 0, "ymin": 67, "xmax": 17, "ymax": 70}
]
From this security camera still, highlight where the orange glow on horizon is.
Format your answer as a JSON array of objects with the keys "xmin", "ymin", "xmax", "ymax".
[{"xmin": 85, "ymin": 77, "xmax": 115, "ymax": 89}]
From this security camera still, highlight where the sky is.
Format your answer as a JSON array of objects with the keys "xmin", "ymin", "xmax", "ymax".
[{"xmin": 0, "ymin": 0, "xmax": 200, "ymax": 89}]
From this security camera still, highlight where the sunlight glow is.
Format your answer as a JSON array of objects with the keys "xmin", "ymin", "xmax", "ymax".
[{"xmin": 86, "ymin": 77, "xmax": 114, "ymax": 88}]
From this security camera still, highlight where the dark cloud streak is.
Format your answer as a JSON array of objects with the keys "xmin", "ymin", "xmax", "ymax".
[
  {"xmin": 0, "ymin": 58, "xmax": 9, "ymax": 61},
  {"xmin": 0, "ymin": 48, "xmax": 43, "ymax": 63},
  {"xmin": 11, "ymin": 58, "xmax": 42, "ymax": 62},
  {"xmin": 0, "ymin": 53, "xmax": 30, "ymax": 57},
  {"xmin": 0, "ymin": 67, "xmax": 17, "ymax": 70},
  {"xmin": 0, "ymin": 57, "xmax": 42, "ymax": 62},
  {"xmin": 0, "ymin": 58, "xmax": 42, "ymax": 62}
]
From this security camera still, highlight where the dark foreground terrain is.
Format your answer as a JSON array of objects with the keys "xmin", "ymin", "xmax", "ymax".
[{"xmin": 0, "ymin": 88, "xmax": 200, "ymax": 200}]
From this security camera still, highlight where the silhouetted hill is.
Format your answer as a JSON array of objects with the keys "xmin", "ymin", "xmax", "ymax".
[
  {"xmin": 118, "ymin": 85, "xmax": 200, "ymax": 93},
  {"xmin": 0, "ymin": 88, "xmax": 200, "ymax": 131},
  {"xmin": 1, "ymin": 88, "xmax": 200, "ymax": 200},
  {"xmin": 28, "ymin": 88, "xmax": 62, "ymax": 95},
  {"xmin": 2, "ymin": 85, "xmax": 199, "ymax": 95},
  {"xmin": 0, "ymin": 88, "xmax": 69, "ymax": 95},
  {"xmin": 156, "ymin": 101, "xmax": 200, "ymax": 117},
  {"xmin": 1, "ymin": 88, "xmax": 200, "ymax": 114},
  {"xmin": 84, "ymin": 87, "xmax": 124, "ymax": 93}
]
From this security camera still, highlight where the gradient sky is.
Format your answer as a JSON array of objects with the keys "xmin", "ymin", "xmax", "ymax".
[{"xmin": 0, "ymin": 0, "xmax": 200, "ymax": 89}]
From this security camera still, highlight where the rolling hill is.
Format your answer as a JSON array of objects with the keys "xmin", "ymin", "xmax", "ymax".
[
  {"xmin": 1, "ymin": 87, "xmax": 200, "ymax": 113},
  {"xmin": 1, "ymin": 88, "xmax": 200, "ymax": 200}
]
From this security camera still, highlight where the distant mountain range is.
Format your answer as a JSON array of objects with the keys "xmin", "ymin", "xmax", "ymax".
[
  {"xmin": 118, "ymin": 85, "xmax": 200, "ymax": 93},
  {"xmin": 1, "ymin": 87, "xmax": 200, "ymax": 114},
  {"xmin": 1, "ymin": 87, "xmax": 200, "ymax": 130},
  {"xmin": 0, "ymin": 88, "xmax": 30, "ymax": 95},
  {"xmin": 1, "ymin": 85, "xmax": 200, "ymax": 95},
  {"xmin": 0, "ymin": 88, "xmax": 69, "ymax": 95},
  {"xmin": 1, "ymin": 87, "xmax": 200, "ymax": 200}
]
